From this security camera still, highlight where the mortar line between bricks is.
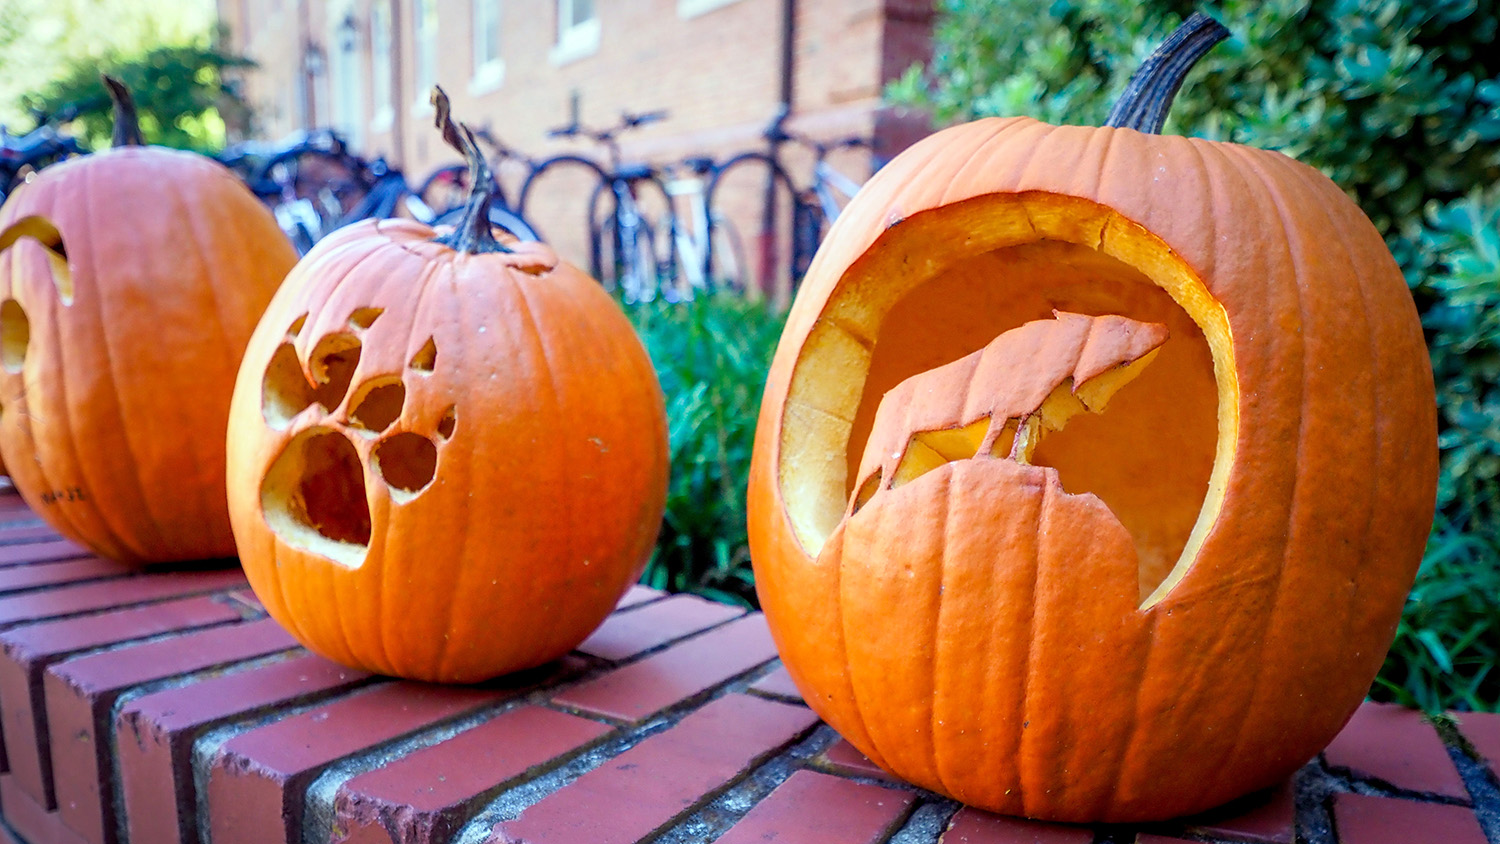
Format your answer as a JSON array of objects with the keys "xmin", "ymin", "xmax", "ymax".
[
  {"xmin": 648, "ymin": 724, "xmax": 848, "ymax": 844},
  {"xmin": 1320, "ymin": 755, "xmax": 1476, "ymax": 806},
  {"xmin": 1430, "ymin": 715, "xmax": 1500, "ymax": 844},
  {"xmin": 0, "ymin": 564, "xmax": 126, "ymax": 593},
  {"xmin": 0, "ymin": 581, "xmax": 249, "ymax": 631},
  {"xmin": 586, "ymin": 608, "xmax": 751, "ymax": 669},
  {"xmin": 95, "ymin": 650, "xmax": 307, "ymax": 841},
  {"xmin": 190, "ymin": 680, "xmax": 403, "ymax": 844},
  {"xmin": 545, "ymin": 652, "xmax": 782, "ymax": 730},
  {"xmin": 303, "ymin": 700, "xmax": 625, "ymax": 844}
]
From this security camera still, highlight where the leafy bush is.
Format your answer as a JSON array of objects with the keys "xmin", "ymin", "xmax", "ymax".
[
  {"xmin": 627, "ymin": 294, "xmax": 786, "ymax": 607},
  {"xmin": 889, "ymin": 1, "xmax": 1500, "ymax": 710}
]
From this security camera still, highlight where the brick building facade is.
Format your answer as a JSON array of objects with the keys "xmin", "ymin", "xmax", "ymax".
[{"xmin": 216, "ymin": 0, "xmax": 934, "ymax": 297}]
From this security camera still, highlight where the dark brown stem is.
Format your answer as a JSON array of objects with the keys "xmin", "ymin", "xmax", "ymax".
[
  {"xmin": 1104, "ymin": 12, "xmax": 1230, "ymax": 134},
  {"xmin": 429, "ymin": 86, "xmax": 510, "ymax": 254},
  {"xmin": 102, "ymin": 75, "xmax": 144, "ymax": 147}
]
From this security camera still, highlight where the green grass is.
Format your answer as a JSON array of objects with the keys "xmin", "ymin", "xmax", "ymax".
[{"xmin": 626, "ymin": 293, "xmax": 786, "ymax": 607}]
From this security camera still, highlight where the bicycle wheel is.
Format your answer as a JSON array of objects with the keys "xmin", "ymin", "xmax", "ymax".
[
  {"xmin": 705, "ymin": 212, "xmax": 749, "ymax": 297},
  {"xmin": 706, "ymin": 153, "xmax": 800, "ymax": 303},
  {"xmin": 416, "ymin": 163, "xmax": 470, "ymax": 216},
  {"xmin": 259, "ymin": 148, "xmax": 371, "ymax": 241},
  {"xmin": 433, "ymin": 204, "xmax": 541, "ymax": 244},
  {"xmin": 588, "ymin": 181, "xmax": 661, "ymax": 303},
  {"xmin": 519, "ymin": 155, "xmax": 611, "ymax": 275}
]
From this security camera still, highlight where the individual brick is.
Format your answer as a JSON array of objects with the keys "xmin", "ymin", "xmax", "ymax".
[
  {"xmin": 116, "ymin": 653, "xmax": 370, "ymax": 844},
  {"xmin": 0, "ymin": 568, "xmax": 246, "ymax": 628},
  {"xmin": 748, "ymin": 664, "xmax": 804, "ymax": 703},
  {"xmin": 577, "ymin": 594, "xmax": 742, "ymax": 662},
  {"xmin": 1452, "ymin": 710, "xmax": 1500, "ymax": 776},
  {"xmin": 333, "ymin": 706, "xmax": 612, "ymax": 844},
  {"xmin": 1, "ymin": 774, "xmax": 89, "ymax": 844},
  {"xmin": 1323, "ymin": 702, "xmax": 1467, "ymax": 799},
  {"xmin": 0, "ymin": 523, "xmax": 64, "ymax": 546},
  {"xmin": 714, "ymin": 769, "xmax": 914, "ymax": 844},
  {"xmin": 0, "ymin": 558, "xmax": 131, "ymax": 594},
  {"xmin": 1185, "ymin": 778, "xmax": 1295, "ymax": 844},
  {"xmin": 616, "ymin": 584, "xmax": 666, "ymax": 609},
  {"xmin": 44, "ymin": 617, "xmax": 299, "ymax": 844},
  {"xmin": 942, "ymin": 809, "xmax": 1094, "ymax": 843},
  {"xmin": 1332, "ymin": 792, "xmax": 1485, "ymax": 844},
  {"xmin": 819, "ymin": 739, "xmax": 900, "ymax": 784},
  {"xmin": 206, "ymin": 682, "xmax": 509, "ymax": 844},
  {"xmin": 0, "ymin": 540, "xmax": 87, "ymax": 568},
  {"xmin": 491, "ymin": 693, "xmax": 819, "ymax": 844},
  {"xmin": 553, "ymin": 614, "xmax": 778, "ymax": 722},
  {"xmin": 0, "ymin": 595, "xmax": 246, "ymax": 802}
]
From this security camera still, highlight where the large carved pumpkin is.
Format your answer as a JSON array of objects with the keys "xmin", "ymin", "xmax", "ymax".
[
  {"xmin": 747, "ymin": 16, "xmax": 1437, "ymax": 822},
  {"xmin": 0, "ymin": 78, "xmax": 295, "ymax": 562},
  {"xmin": 225, "ymin": 92, "xmax": 668, "ymax": 682}
]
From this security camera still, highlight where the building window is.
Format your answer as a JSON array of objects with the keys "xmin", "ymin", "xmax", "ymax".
[
  {"xmin": 330, "ymin": 6, "xmax": 364, "ymax": 149},
  {"xmin": 471, "ymin": 0, "xmax": 505, "ymax": 94},
  {"xmin": 370, "ymin": 0, "xmax": 393, "ymax": 131},
  {"xmin": 550, "ymin": 0, "xmax": 599, "ymax": 66},
  {"xmin": 678, "ymin": 0, "xmax": 744, "ymax": 18},
  {"xmin": 412, "ymin": 0, "xmax": 437, "ymax": 112}
]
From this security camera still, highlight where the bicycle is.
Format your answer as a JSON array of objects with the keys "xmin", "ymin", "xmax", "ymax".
[
  {"xmin": 1, "ymin": 105, "xmax": 87, "ymax": 202},
  {"xmin": 519, "ymin": 108, "xmax": 673, "ymax": 302},
  {"xmin": 416, "ymin": 126, "xmax": 540, "ymax": 244},
  {"xmin": 659, "ymin": 155, "xmax": 747, "ymax": 299},
  {"xmin": 704, "ymin": 106, "xmax": 872, "ymax": 301}
]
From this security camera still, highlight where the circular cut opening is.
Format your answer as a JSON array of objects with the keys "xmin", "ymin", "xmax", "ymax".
[
  {"xmin": 779, "ymin": 192, "xmax": 1237, "ymax": 606},
  {"xmin": 373, "ymin": 432, "xmax": 438, "ymax": 501},
  {"xmin": 348, "ymin": 379, "xmax": 406, "ymax": 434},
  {"xmin": 261, "ymin": 427, "xmax": 372, "ymax": 568}
]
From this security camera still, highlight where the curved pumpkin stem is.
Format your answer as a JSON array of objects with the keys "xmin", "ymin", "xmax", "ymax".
[
  {"xmin": 1104, "ymin": 12, "xmax": 1229, "ymax": 134},
  {"xmin": 103, "ymin": 75, "xmax": 144, "ymax": 148},
  {"xmin": 429, "ymin": 86, "xmax": 511, "ymax": 254}
]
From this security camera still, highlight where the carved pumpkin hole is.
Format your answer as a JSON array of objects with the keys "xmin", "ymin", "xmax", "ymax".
[
  {"xmin": 409, "ymin": 337, "xmax": 437, "ymax": 373},
  {"xmin": 348, "ymin": 379, "xmax": 405, "ymax": 434},
  {"xmin": 287, "ymin": 313, "xmax": 308, "ymax": 337},
  {"xmin": 0, "ymin": 215, "xmax": 73, "ymax": 304},
  {"xmin": 262, "ymin": 342, "xmax": 315, "ymax": 428},
  {"xmin": 374, "ymin": 432, "xmax": 437, "ymax": 501},
  {"xmin": 261, "ymin": 427, "xmax": 370, "ymax": 568},
  {"xmin": 348, "ymin": 307, "xmax": 384, "ymax": 330},
  {"xmin": 436, "ymin": 405, "xmax": 456, "ymax": 440},
  {"xmin": 310, "ymin": 333, "xmax": 362, "ymax": 411},
  {"xmin": 0, "ymin": 299, "xmax": 29, "ymax": 374}
]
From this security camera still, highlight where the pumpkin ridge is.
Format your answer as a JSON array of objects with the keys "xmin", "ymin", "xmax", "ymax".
[
  {"xmin": 1187, "ymin": 142, "xmax": 1311, "ymax": 810},
  {"xmin": 81, "ymin": 162, "xmax": 164, "ymax": 559},
  {"xmin": 1017, "ymin": 469, "xmax": 1054, "ymax": 817}
]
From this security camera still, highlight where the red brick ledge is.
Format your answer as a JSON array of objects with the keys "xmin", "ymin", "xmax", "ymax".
[{"xmin": 0, "ymin": 489, "xmax": 1495, "ymax": 844}]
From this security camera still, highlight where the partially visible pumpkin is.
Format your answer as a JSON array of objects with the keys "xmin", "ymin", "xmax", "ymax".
[
  {"xmin": 748, "ymin": 15, "xmax": 1437, "ymax": 822},
  {"xmin": 0, "ymin": 77, "xmax": 296, "ymax": 562},
  {"xmin": 224, "ymin": 90, "xmax": 668, "ymax": 683}
]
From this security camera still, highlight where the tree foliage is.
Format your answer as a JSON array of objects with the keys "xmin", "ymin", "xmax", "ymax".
[{"xmin": 24, "ymin": 42, "xmax": 253, "ymax": 153}]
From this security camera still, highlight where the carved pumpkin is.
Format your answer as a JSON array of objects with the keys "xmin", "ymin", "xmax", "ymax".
[
  {"xmin": 225, "ymin": 91, "xmax": 668, "ymax": 683},
  {"xmin": 747, "ymin": 16, "xmax": 1437, "ymax": 822},
  {"xmin": 0, "ymin": 78, "xmax": 295, "ymax": 562}
]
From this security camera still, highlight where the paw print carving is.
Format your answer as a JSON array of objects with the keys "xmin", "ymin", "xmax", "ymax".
[{"xmin": 257, "ymin": 308, "xmax": 455, "ymax": 568}]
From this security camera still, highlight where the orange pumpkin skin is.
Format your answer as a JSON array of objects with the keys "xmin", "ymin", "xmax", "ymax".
[
  {"xmin": 748, "ymin": 117, "xmax": 1438, "ymax": 821},
  {"xmin": 0, "ymin": 148, "xmax": 296, "ymax": 562},
  {"xmin": 225, "ymin": 219, "xmax": 668, "ymax": 683}
]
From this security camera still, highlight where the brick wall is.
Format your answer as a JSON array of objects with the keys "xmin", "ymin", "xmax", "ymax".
[{"xmin": 216, "ymin": 0, "xmax": 934, "ymax": 287}]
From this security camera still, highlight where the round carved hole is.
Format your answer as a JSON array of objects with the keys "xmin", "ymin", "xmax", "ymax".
[
  {"xmin": 374, "ymin": 432, "xmax": 438, "ymax": 501},
  {"xmin": 348, "ymin": 379, "xmax": 405, "ymax": 434},
  {"xmin": 260, "ymin": 427, "xmax": 371, "ymax": 568}
]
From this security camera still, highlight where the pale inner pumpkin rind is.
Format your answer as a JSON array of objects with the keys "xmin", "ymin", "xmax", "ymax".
[{"xmin": 778, "ymin": 192, "xmax": 1238, "ymax": 608}]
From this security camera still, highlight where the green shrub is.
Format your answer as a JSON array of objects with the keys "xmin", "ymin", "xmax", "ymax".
[
  {"xmin": 889, "ymin": 1, "xmax": 1500, "ymax": 710},
  {"xmin": 627, "ymin": 294, "xmax": 786, "ymax": 607}
]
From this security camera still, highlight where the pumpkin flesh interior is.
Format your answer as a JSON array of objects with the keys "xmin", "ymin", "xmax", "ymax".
[{"xmin": 779, "ymin": 193, "xmax": 1238, "ymax": 606}]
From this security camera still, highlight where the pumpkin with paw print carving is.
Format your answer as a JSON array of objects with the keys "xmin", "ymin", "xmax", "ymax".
[
  {"xmin": 225, "ymin": 91, "xmax": 668, "ymax": 683},
  {"xmin": 0, "ymin": 77, "xmax": 295, "ymax": 563},
  {"xmin": 747, "ymin": 15, "xmax": 1437, "ymax": 822}
]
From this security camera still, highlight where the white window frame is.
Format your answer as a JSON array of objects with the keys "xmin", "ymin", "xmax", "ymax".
[
  {"xmin": 678, "ymin": 0, "xmax": 744, "ymax": 19},
  {"xmin": 370, "ymin": 0, "xmax": 394, "ymax": 132},
  {"xmin": 470, "ymin": 0, "xmax": 506, "ymax": 95},
  {"xmin": 410, "ymin": 0, "xmax": 438, "ymax": 116},
  {"xmin": 549, "ymin": 0, "xmax": 599, "ymax": 66}
]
